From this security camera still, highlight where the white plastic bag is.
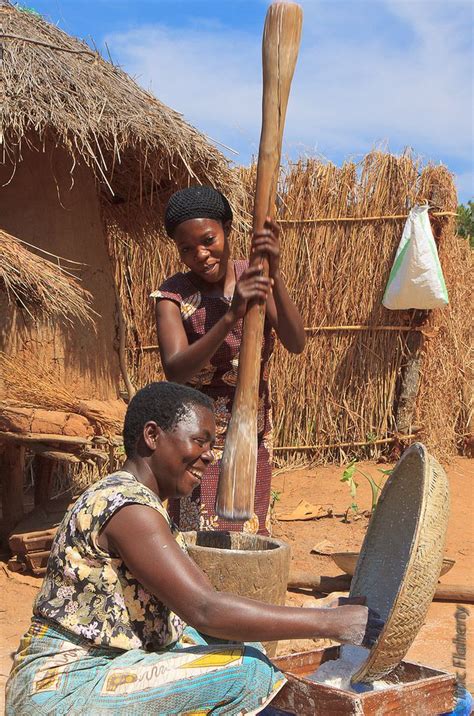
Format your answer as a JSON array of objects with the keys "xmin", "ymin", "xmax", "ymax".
[{"xmin": 382, "ymin": 205, "xmax": 448, "ymax": 310}]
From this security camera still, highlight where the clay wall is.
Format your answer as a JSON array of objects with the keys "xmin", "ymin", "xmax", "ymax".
[{"xmin": 0, "ymin": 140, "xmax": 120, "ymax": 400}]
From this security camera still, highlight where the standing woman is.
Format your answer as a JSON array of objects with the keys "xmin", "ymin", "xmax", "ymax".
[{"xmin": 152, "ymin": 186, "xmax": 305, "ymax": 535}]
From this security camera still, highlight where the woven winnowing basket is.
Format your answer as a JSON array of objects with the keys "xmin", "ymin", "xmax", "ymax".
[{"xmin": 349, "ymin": 442, "xmax": 450, "ymax": 683}]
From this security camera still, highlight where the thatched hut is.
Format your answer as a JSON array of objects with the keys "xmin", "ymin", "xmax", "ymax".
[{"xmin": 0, "ymin": 0, "xmax": 242, "ymax": 536}]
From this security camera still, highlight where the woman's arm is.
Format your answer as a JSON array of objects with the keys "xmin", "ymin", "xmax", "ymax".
[
  {"xmin": 155, "ymin": 299, "xmax": 236, "ymax": 384},
  {"xmin": 100, "ymin": 505, "xmax": 382, "ymax": 647},
  {"xmin": 252, "ymin": 218, "xmax": 306, "ymax": 354},
  {"xmin": 155, "ymin": 266, "xmax": 273, "ymax": 384}
]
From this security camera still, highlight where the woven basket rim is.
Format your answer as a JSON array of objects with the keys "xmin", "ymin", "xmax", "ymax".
[{"xmin": 349, "ymin": 442, "xmax": 448, "ymax": 682}]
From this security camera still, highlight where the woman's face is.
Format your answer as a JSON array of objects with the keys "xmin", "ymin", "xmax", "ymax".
[
  {"xmin": 151, "ymin": 405, "xmax": 216, "ymax": 500},
  {"xmin": 172, "ymin": 218, "xmax": 231, "ymax": 283}
]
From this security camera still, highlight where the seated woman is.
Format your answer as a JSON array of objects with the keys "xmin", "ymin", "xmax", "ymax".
[{"xmin": 6, "ymin": 382, "xmax": 383, "ymax": 715}]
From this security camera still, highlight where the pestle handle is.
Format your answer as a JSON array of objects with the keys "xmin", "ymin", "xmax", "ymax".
[{"xmin": 216, "ymin": 2, "xmax": 303, "ymax": 521}]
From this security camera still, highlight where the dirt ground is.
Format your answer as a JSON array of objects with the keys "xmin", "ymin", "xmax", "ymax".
[{"xmin": 1, "ymin": 456, "xmax": 473, "ymax": 711}]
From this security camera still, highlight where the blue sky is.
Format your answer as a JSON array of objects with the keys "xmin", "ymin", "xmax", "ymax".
[{"xmin": 27, "ymin": 0, "xmax": 473, "ymax": 203}]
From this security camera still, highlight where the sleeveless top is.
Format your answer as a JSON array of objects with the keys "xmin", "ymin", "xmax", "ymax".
[{"xmin": 34, "ymin": 472, "xmax": 186, "ymax": 651}]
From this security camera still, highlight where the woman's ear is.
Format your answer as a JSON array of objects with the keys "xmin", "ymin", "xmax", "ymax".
[
  {"xmin": 223, "ymin": 219, "xmax": 232, "ymax": 238},
  {"xmin": 142, "ymin": 421, "xmax": 161, "ymax": 452}
]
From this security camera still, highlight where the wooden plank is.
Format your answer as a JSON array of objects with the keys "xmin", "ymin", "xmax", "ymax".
[
  {"xmin": 25, "ymin": 550, "xmax": 50, "ymax": 575},
  {"xmin": 361, "ymin": 672, "xmax": 455, "ymax": 715},
  {"xmin": 9, "ymin": 528, "xmax": 56, "ymax": 555}
]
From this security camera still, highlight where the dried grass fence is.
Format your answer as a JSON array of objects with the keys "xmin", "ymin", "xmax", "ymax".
[{"xmin": 105, "ymin": 151, "xmax": 472, "ymax": 465}]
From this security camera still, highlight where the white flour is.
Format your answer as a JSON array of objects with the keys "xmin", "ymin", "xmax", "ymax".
[{"xmin": 308, "ymin": 646, "xmax": 392, "ymax": 692}]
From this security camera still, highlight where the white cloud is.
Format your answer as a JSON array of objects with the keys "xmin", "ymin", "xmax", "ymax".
[
  {"xmin": 454, "ymin": 169, "xmax": 474, "ymax": 200},
  {"xmin": 106, "ymin": 0, "xmax": 473, "ymax": 198}
]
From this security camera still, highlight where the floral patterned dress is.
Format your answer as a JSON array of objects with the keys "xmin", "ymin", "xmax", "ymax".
[
  {"xmin": 152, "ymin": 259, "xmax": 275, "ymax": 535},
  {"xmin": 33, "ymin": 471, "xmax": 186, "ymax": 651},
  {"xmin": 6, "ymin": 471, "xmax": 286, "ymax": 715}
]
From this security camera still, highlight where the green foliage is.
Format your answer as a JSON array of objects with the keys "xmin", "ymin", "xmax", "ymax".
[
  {"xmin": 270, "ymin": 489, "xmax": 281, "ymax": 508},
  {"xmin": 341, "ymin": 461, "xmax": 359, "ymax": 514},
  {"xmin": 457, "ymin": 202, "xmax": 474, "ymax": 249},
  {"xmin": 269, "ymin": 489, "xmax": 281, "ymax": 522},
  {"xmin": 340, "ymin": 461, "xmax": 390, "ymax": 517}
]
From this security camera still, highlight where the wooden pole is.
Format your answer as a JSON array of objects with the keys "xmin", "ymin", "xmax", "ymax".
[
  {"xmin": 395, "ymin": 329, "xmax": 424, "ymax": 434},
  {"xmin": 0, "ymin": 443, "xmax": 25, "ymax": 535},
  {"xmin": 34, "ymin": 455, "xmax": 55, "ymax": 506},
  {"xmin": 287, "ymin": 572, "xmax": 474, "ymax": 603},
  {"xmin": 216, "ymin": 2, "xmax": 303, "ymax": 520}
]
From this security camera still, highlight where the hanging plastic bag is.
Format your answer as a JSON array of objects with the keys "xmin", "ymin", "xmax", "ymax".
[{"xmin": 383, "ymin": 205, "xmax": 449, "ymax": 310}]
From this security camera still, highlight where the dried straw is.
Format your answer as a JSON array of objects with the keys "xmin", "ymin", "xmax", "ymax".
[
  {"xmin": 0, "ymin": 352, "xmax": 122, "ymax": 434},
  {"xmin": 267, "ymin": 152, "xmax": 470, "ymax": 464},
  {"xmin": 0, "ymin": 228, "xmax": 95, "ymax": 325},
  {"xmin": 0, "ymin": 2, "xmax": 239, "ymax": 204},
  {"xmin": 413, "ymin": 166, "xmax": 473, "ymax": 457}
]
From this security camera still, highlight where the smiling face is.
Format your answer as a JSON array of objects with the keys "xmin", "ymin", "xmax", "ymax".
[
  {"xmin": 148, "ymin": 404, "xmax": 216, "ymax": 500},
  {"xmin": 172, "ymin": 217, "xmax": 231, "ymax": 284}
]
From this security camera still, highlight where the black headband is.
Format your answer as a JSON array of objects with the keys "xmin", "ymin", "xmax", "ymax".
[{"xmin": 164, "ymin": 186, "xmax": 233, "ymax": 237}]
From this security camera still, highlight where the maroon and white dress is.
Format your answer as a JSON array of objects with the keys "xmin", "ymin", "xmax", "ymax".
[{"xmin": 151, "ymin": 259, "xmax": 274, "ymax": 535}]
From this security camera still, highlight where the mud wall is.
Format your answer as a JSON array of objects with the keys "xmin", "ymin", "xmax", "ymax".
[{"xmin": 0, "ymin": 140, "xmax": 120, "ymax": 400}]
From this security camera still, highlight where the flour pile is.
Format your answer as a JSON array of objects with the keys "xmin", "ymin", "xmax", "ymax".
[{"xmin": 308, "ymin": 646, "xmax": 392, "ymax": 692}]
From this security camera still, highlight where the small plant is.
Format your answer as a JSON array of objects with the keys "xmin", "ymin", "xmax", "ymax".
[
  {"xmin": 270, "ymin": 489, "xmax": 281, "ymax": 509},
  {"xmin": 340, "ymin": 460, "xmax": 389, "ymax": 518},
  {"xmin": 270, "ymin": 489, "xmax": 281, "ymax": 522},
  {"xmin": 341, "ymin": 461, "xmax": 359, "ymax": 515}
]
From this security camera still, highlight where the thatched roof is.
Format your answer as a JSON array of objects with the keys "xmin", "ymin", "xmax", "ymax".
[
  {"xmin": 0, "ymin": 227, "xmax": 95, "ymax": 324},
  {"xmin": 0, "ymin": 1, "xmax": 239, "ymax": 203}
]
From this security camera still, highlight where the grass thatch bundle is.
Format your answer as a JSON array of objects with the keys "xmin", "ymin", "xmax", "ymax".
[
  {"xmin": 0, "ymin": 228, "xmax": 95, "ymax": 324},
  {"xmin": 0, "ymin": 2, "xmax": 240, "ymax": 204},
  {"xmin": 0, "ymin": 352, "xmax": 123, "ymax": 434}
]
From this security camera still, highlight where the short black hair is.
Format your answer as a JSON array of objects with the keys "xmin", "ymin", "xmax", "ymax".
[
  {"xmin": 164, "ymin": 186, "xmax": 233, "ymax": 237},
  {"xmin": 123, "ymin": 382, "xmax": 214, "ymax": 458}
]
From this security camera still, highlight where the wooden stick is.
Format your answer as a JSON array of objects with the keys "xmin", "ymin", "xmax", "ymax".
[
  {"xmin": 287, "ymin": 572, "xmax": 474, "ymax": 603},
  {"xmin": 279, "ymin": 210, "xmax": 458, "ymax": 224},
  {"xmin": 273, "ymin": 433, "xmax": 417, "ymax": 452},
  {"xmin": 216, "ymin": 2, "xmax": 303, "ymax": 520},
  {"xmin": 130, "ymin": 326, "xmax": 436, "ymax": 351},
  {"xmin": 304, "ymin": 325, "xmax": 438, "ymax": 333},
  {"xmin": 0, "ymin": 32, "xmax": 97, "ymax": 57},
  {"xmin": 0, "ymin": 431, "xmax": 92, "ymax": 446},
  {"xmin": 114, "ymin": 285, "xmax": 136, "ymax": 400}
]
